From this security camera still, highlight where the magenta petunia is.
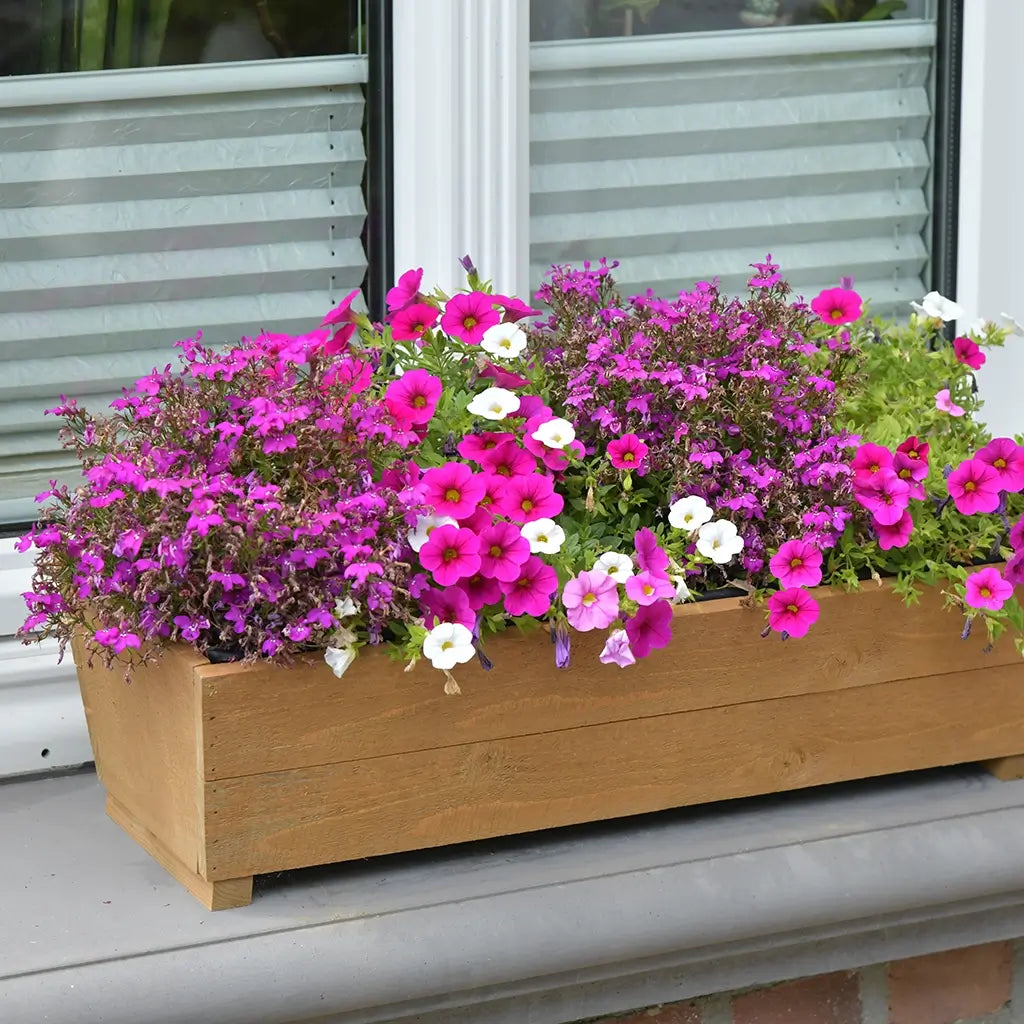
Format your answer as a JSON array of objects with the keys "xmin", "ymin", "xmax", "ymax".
[
  {"xmin": 875, "ymin": 509, "xmax": 914, "ymax": 550},
  {"xmin": 766, "ymin": 587, "xmax": 820, "ymax": 638},
  {"xmin": 477, "ymin": 521, "xmax": 531, "ymax": 582},
  {"xmin": 499, "ymin": 473, "xmax": 564, "ymax": 523},
  {"xmin": 851, "ymin": 443, "xmax": 894, "ymax": 485},
  {"xmin": 420, "ymin": 586, "xmax": 475, "ymax": 629},
  {"xmin": 440, "ymin": 291, "xmax": 500, "ymax": 345},
  {"xmin": 385, "ymin": 369, "xmax": 442, "ymax": 426},
  {"xmin": 562, "ymin": 570, "xmax": 620, "ymax": 632},
  {"xmin": 1010, "ymin": 515, "xmax": 1024, "ymax": 551},
  {"xmin": 892, "ymin": 453, "xmax": 926, "ymax": 500},
  {"xmin": 386, "ymin": 267, "xmax": 423, "ymax": 312},
  {"xmin": 422, "ymin": 462, "xmax": 487, "ymax": 519},
  {"xmin": 623, "ymin": 599, "xmax": 673, "ymax": 659},
  {"xmin": 769, "ymin": 539, "xmax": 823, "ymax": 589},
  {"xmin": 976, "ymin": 437, "xmax": 1024, "ymax": 493},
  {"xmin": 634, "ymin": 527, "xmax": 670, "ymax": 577},
  {"xmin": 897, "ymin": 435, "xmax": 930, "ymax": 465},
  {"xmin": 479, "ymin": 362, "xmax": 531, "ymax": 389},
  {"xmin": 321, "ymin": 288, "xmax": 361, "ymax": 328},
  {"xmin": 607, "ymin": 434, "xmax": 649, "ymax": 472},
  {"xmin": 478, "ymin": 440, "xmax": 538, "ymax": 479},
  {"xmin": 853, "ymin": 472, "xmax": 910, "ymax": 525},
  {"xmin": 953, "ymin": 335, "xmax": 986, "ymax": 370},
  {"xmin": 458, "ymin": 432, "xmax": 515, "ymax": 462},
  {"xmin": 947, "ymin": 458, "xmax": 1001, "ymax": 515},
  {"xmin": 625, "ymin": 570, "xmax": 675, "ymax": 606},
  {"xmin": 964, "ymin": 567, "xmax": 1013, "ymax": 611},
  {"xmin": 389, "ymin": 302, "xmax": 439, "ymax": 342},
  {"xmin": 418, "ymin": 524, "xmax": 481, "ymax": 586},
  {"xmin": 810, "ymin": 287, "xmax": 862, "ymax": 325},
  {"xmin": 501, "ymin": 556, "xmax": 559, "ymax": 617},
  {"xmin": 492, "ymin": 293, "xmax": 542, "ymax": 323},
  {"xmin": 1004, "ymin": 552, "xmax": 1024, "ymax": 586},
  {"xmin": 456, "ymin": 572, "xmax": 503, "ymax": 610}
]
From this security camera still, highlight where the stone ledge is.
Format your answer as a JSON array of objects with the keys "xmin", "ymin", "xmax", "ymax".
[{"xmin": 4, "ymin": 767, "xmax": 1024, "ymax": 1024}]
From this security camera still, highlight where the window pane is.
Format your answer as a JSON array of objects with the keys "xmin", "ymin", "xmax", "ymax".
[
  {"xmin": 1, "ymin": 0, "xmax": 364, "ymax": 77},
  {"xmin": 531, "ymin": 0, "xmax": 931, "ymax": 41}
]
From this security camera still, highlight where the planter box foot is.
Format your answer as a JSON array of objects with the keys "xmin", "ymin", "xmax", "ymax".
[
  {"xmin": 982, "ymin": 755, "xmax": 1024, "ymax": 781},
  {"xmin": 106, "ymin": 795, "xmax": 253, "ymax": 910}
]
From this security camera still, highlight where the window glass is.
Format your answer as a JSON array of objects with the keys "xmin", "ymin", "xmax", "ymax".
[{"xmin": 0, "ymin": 0, "xmax": 364, "ymax": 77}]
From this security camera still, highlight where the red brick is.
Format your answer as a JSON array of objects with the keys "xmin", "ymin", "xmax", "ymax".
[
  {"xmin": 732, "ymin": 971, "xmax": 861, "ymax": 1024},
  {"xmin": 596, "ymin": 1002, "xmax": 702, "ymax": 1024},
  {"xmin": 888, "ymin": 942, "xmax": 1012, "ymax": 1024}
]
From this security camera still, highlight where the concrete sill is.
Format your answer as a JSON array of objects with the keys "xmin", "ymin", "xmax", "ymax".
[{"xmin": 5, "ymin": 767, "xmax": 1024, "ymax": 1024}]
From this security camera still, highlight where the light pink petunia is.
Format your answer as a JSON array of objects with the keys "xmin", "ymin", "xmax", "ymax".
[
  {"xmin": 953, "ymin": 335, "xmax": 986, "ymax": 370},
  {"xmin": 625, "ymin": 570, "xmax": 675, "ymax": 606},
  {"xmin": 418, "ymin": 525, "xmax": 481, "ymax": 586},
  {"xmin": 947, "ymin": 458, "xmax": 1001, "ymax": 516},
  {"xmin": 976, "ymin": 437, "xmax": 1024, "ymax": 493},
  {"xmin": 623, "ymin": 600, "xmax": 673, "ymax": 658},
  {"xmin": 599, "ymin": 629, "xmax": 636, "ymax": 668},
  {"xmin": 501, "ymin": 556, "xmax": 559, "ymax": 617},
  {"xmin": 385, "ymin": 369, "xmax": 442, "ymax": 426},
  {"xmin": 810, "ymin": 287, "xmax": 863, "ymax": 325},
  {"xmin": 935, "ymin": 388, "xmax": 966, "ymax": 417},
  {"xmin": 562, "ymin": 570, "xmax": 620, "ymax": 632},
  {"xmin": 769, "ymin": 539, "xmax": 823, "ymax": 589},
  {"xmin": 766, "ymin": 587, "xmax": 820, "ymax": 638},
  {"xmin": 440, "ymin": 291, "xmax": 500, "ymax": 345},
  {"xmin": 964, "ymin": 567, "xmax": 1013, "ymax": 611}
]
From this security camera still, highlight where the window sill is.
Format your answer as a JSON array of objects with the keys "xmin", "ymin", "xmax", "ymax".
[{"xmin": 5, "ymin": 767, "xmax": 1024, "ymax": 1023}]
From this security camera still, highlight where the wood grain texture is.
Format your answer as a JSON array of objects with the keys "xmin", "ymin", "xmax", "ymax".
[
  {"xmin": 74, "ymin": 636, "xmax": 207, "ymax": 876},
  {"xmin": 202, "ymin": 662, "xmax": 1024, "ymax": 880},
  {"xmin": 198, "ymin": 582, "xmax": 1007, "ymax": 779},
  {"xmin": 982, "ymin": 754, "xmax": 1024, "ymax": 780},
  {"xmin": 107, "ymin": 795, "xmax": 252, "ymax": 910}
]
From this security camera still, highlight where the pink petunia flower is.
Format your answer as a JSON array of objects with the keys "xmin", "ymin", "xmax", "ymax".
[
  {"xmin": 976, "ymin": 437, "xmax": 1024, "ymax": 493},
  {"xmin": 418, "ymin": 525, "xmax": 481, "ymax": 586},
  {"xmin": 422, "ymin": 462, "xmax": 487, "ymax": 519},
  {"xmin": 479, "ymin": 362, "xmax": 531, "ymax": 389},
  {"xmin": 935, "ymin": 388, "xmax": 966, "ymax": 417},
  {"xmin": 634, "ymin": 527, "xmax": 670, "ymax": 577},
  {"xmin": 947, "ymin": 458, "xmax": 1001, "ymax": 515},
  {"xmin": 1010, "ymin": 514, "xmax": 1024, "ymax": 551},
  {"xmin": 458, "ymin": 431, "xmax": 516, "ymax": 462},
  {"xmin": 607, "ymin": 434, "xmax": 649, "ymax": 472},
  {"xmin": 953, "ymin": 335, "xmax": 986, "ymax": 370},
  {"xmin": 810, "ymin": 287, "xmax": 863, "ymax": 325},
  {"xmin": 386, "ymin": 267, "xmax": 423, "ymax": 312},
  {"xmin": 562, "ymin": 570, "xmax": 620, "ymax": 631},
  {"xmin": 1003, "ymin": 552, "xmax": 1024, "ymax": 586},
  {"xmin": 385, "ymin": 369, "xmax": 442, "ymax": 426},
  {"xmin": 540, "ymin": 439, "xmax": 587, "ymax": 474},
  {"xmin": 964, "ymin": 567, "xmax": 1013, "ymax": 611},
  {"xmin": 623, "ymin": 600, "xmax": 673, "ymax": 658},
  {"xmin": 875, "ymin": 508, "xmax": 914, "ymax": 550},
  {"xmin": 851, "ymin": 443, "xmax": 894, "ymax": 485},
  {"xmin": 766, "ymin": 587, "xmax": 820, "ymax": 638},
  {"xmin": 892, "ymin": 452, "xmax": 927, "ymax": 500},
  {"xmin": 897, "ymin": 436, "xmax": 930, "ymax": 465},
  {"xmin": 440, "ymin": 291, "xmax": 500, "ymax": 345},
  {"xmin": 420, "ymin": 586, "xmax": 475, "ymax": 629},
  {"xmin": 769, "ymin": 539, "xmax": 823, "ymax": 589},
  {"xmin": 599, "ymin": 629, "xmax": 636, "ymax": 668},
  {"xmin": 492, "ymin": 293, "xmax": 542, "ymax": 323},
  {"xmin": 625, "ymin": 570, "xmax": 675, "ymax": 606},
  {"xmin": 390, "ymin": 302, "xmax": 439, "ymax": 342},
  {"xmin": 477, "ymin": 521, "xmax": 531, "ymax": 582},
  {"xmin": 456, "ymin": 572, "xmax": 503, "ymax": 610},
  {"xmin": 499, "ymin": 474, "xmax": 564, "ymax": 523},
  {"xmin": 854, "ymin": 472, "xmax": 910, "ymax": 525},
  {"xmin": 478, "ymin": 440, "xmax": 538, "ymax": 479},
  {"xmin": 501, "ymin": 556, "xmax": 559, "ymax": 617},
  {"xmin": 322, "ymin": 288, "xmax": 361, "ymax": 327}
]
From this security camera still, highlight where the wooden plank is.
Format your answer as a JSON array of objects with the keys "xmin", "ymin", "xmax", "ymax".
[
  {"xmin": 107, "ymin": 794, "xmax": 252, "ymax": 910},
  {"xmin": 982, "ymin": 754, "xmax": 1024, "ymax": 780},
  {"xmin": 74, "ymin": 636, "xmax": 207, "ymax": 875},
  {"xmin": 198, "ymin": 583, "xmax": 1008, "ymax": 779},
  {"xmin": 202, "ymin": 661, "xmax": 1024, "ymax": 880}
]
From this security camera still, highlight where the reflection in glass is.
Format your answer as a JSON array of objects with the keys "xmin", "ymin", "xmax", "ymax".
[
  {"xmin": 0, "ymin": 0, "xmax": 364, "ymax": 77},
  {"xmin": 530, "ymin": 0, "xmax": 929, "ymax": 41}
]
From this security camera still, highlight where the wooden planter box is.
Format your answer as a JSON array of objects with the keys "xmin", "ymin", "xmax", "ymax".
[{"xmin": 74, "ymin": 580, "xmax": 1024, "ymax": 910}]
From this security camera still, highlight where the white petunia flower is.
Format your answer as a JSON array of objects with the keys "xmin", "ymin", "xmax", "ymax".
[
  {"xmin": 910, "ymin": 291, "xmax": 964, "ymax": 322},
  {"xmin": 334, "ymin": 596, "xmax": 359, "ymax": 619},
  {"xmin": 532, "ymin": 417, "xmax": 576, "ymax": 449},
  {"xmin": 408, "ymin": 514, "xmax": 458, "ymax": 552},
  {"xmin": 481, "ymin": 322, "xmax": 528, "ymax": 359},
  {"xmin": 696, "ymin": 519, "xmax": 745, "ymax": 565},
  {"xmin": 1001, "ymin": 312, "xmax": 1024, "ymax": 336},
  {"xmin": 670, "ymin": 575, "xmax": 691, "ymax": 603},
  {"xmin": 325, "ymin": 645, "xmax": 357, "ymax": 679},
  {"xmin": 422, "ymin": 622, "xmax": 476, "ymax": 671},
  {"xmin": 467, "ymin": 386, "xmax": 521, "ymax": 421},
  {"xmin": 593, "ymin": 551, "xmax": 635, "ymax": 584},
  {"xmin": 668, "ymin": 495, "xmax": 713, "ymax": 533},
  {"xmin": 521, "ymin": 518, "xmax": 565, "ymax": 554}
]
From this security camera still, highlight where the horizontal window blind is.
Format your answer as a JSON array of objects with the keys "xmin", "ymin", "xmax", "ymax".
[
  {"xmin": 0, "ymin": 55, "xmax": 369, "ymax": 524},
  {"xmin": 530, "ymin": 22, "xmax": 936, "ymax": 315}
]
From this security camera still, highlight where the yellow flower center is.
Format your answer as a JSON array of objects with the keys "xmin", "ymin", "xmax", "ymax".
[
  {"xmin": 965, "ymin": 481, "xmax": 976, "ymax": 492},
  {"xmin": 441, "ymin": 640, "xmax": 453, "ymax": 651},
  {"xmin": 464, "ymin": 316, "xmax": 477, "ymax": 328},
  {"xmin": 831, "ymin": 308, "xmax": 843, "ymax": 320},
  {"xmin": 489, "ymin": 545, "xmax": 503, "ymax": 558},
  {"xmin": 642, "ymin": 584, "xmax": 654, "ymax": 596},
  {"xmin": 443, "ymin": 548, "xmax": 458, "ymax": 562},
  {"xmin": 582, "ymin": 592, "xmax": 596, "ymax": 607},
  {"xmin": 623, "ymin": 452, "xmax": 635, "ymax": 462},
  {"xmin": 790, "ymin": 557, "xmax": 803, "ymax": 568},
  {"xmin": 445, "ymin": 488, "xmax": 461, "ymax": 502},
  {"xmin": 995, "ymin": 458, "xmax": 1007, "ymax": 468},
  {"xmin": 786, "ymin": 603, "xmax": 799, "ymax": 614},
  {"xmin": 980, "ymin": 586, "xmax": 992, "ymax": 598},
  {"xmin": 521, "ymin": 499, "xmax": 534, "ymax": 512},
  {"xmin": 413, "ymin": 396, "xmax": 426, "ymax": 408}
]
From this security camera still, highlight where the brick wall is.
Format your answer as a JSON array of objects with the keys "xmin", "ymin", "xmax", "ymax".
[{"xmin": 587, "ymin": 941, "xmax": 1022, "ymax": 1024}]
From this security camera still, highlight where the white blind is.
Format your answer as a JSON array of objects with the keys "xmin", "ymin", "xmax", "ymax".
[
  {"xmin": 530, "ymin": 22, "xmax": 936, "ymax": 313},
  {"xmin": 0, "ymin": 55, "xmax": 369, "ymax": 524}
]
